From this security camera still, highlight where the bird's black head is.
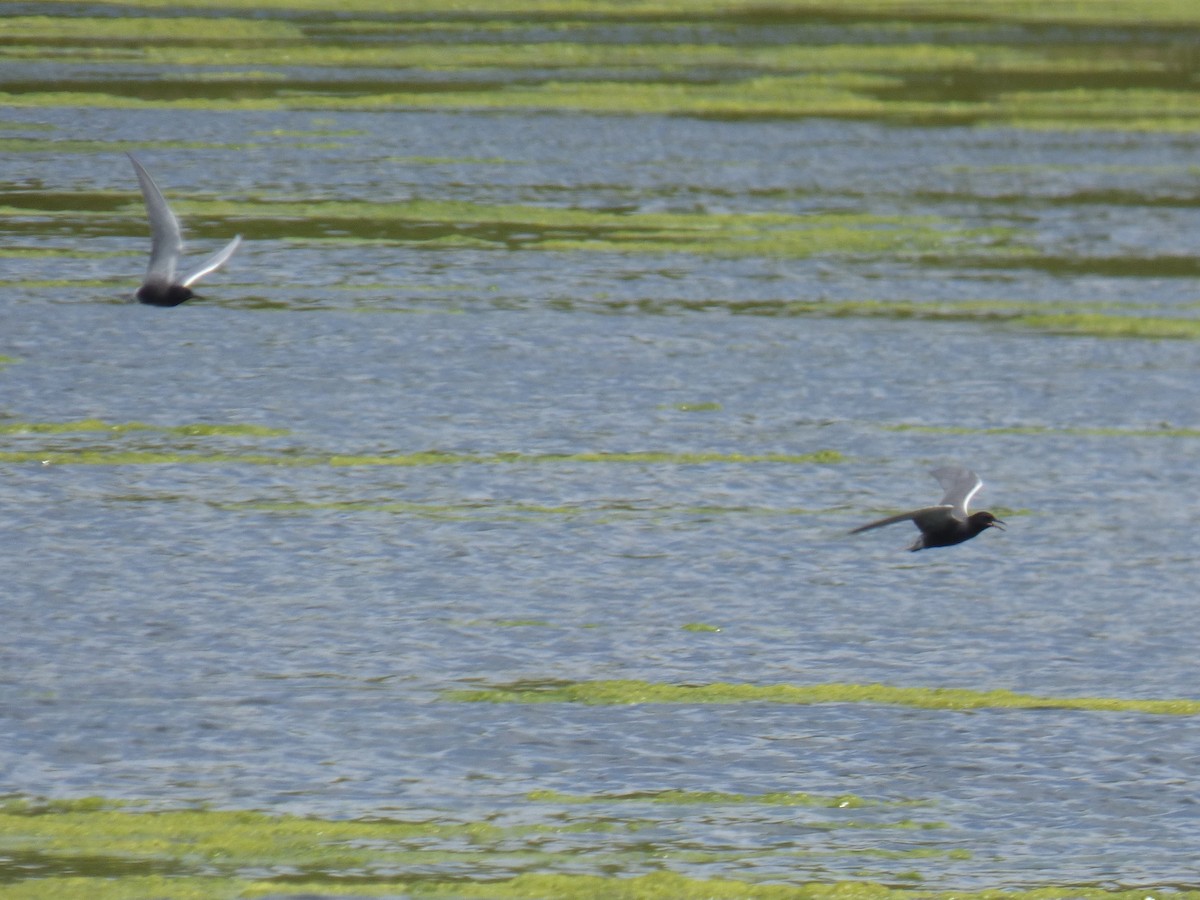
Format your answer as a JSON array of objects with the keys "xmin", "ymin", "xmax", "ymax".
[
  {"xmin": 969, "ymin": 511, "xmax": 1005, "ymax": 534},
  {"xmin": 136, "ymin": 283, "xmax": 193, "ymax": 307}
]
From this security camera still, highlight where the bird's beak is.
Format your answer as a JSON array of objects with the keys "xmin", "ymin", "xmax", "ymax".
[{"xmin": 990, "ymin": 519, "xmax": 1006, "ymax": 531}]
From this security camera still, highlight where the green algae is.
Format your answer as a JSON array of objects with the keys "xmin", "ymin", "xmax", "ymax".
[
  {"xmin": 10, "ymin": 186, "xmax": 982, "ymax": 261},
  {"xmin": 0, "ymin": 877, "xmax": 234, "ymax": 900},
  {"xmin": 5, "ymin": 870, "xmax": 1194, "ymax": 900},
  {"xmin": 229, "ymin": 498, "xmax": 837, "ymax": 522},
  {"xmin": 8, "ymin": 69, "xmax": 1200, "ymax": 132},
  {"xmin": 613, "ymin": 298, "xmax": 1047, "ymax": 323},
  {"xmin": 1, "ymin": 15, "xmax": 303, "ymax": 41},
  {"xmin": 0, "ymin": 138, "xmax": 239, "ymax": 154},
  {"xmin": 8, "ymin": 0, "xmax": 1200, "ymax": 131},
  {"xmin": 0, "ymin": 447, "xmax": 844, "ymax": 467},
  {"xmin": 0, "ymin": 796, "xmax": 630, "ymax": 868},
  {"xmin": 0, "ymin": 796, "xmax": 1187, "ymax": 900},
  {"xmin": 323, "ymin": 449, "xmax": 844, "ymax": 467},
  {"xmin": 486, "ymin": 619, "xmax": 554, "ymax": 627},
  {"xmin": 509, "ymin": 450, "xmax": 845, "ymax": 465},
  {"xmin": 13, "ymin": 0, "xmax": 1200, "ymax": 24},
  {"xmin": 0, "ymin": 451, "xmax": 289, "ymax": 466},
  {"xmin": 227, "ymin": 498, "xmax": 584, "ymax": 520},
  {"xmin": 2, "ymin": 796, "xmax": 119, "ymax": 815},
  {"xmin": 0, "ymin": 280, "xmax": 115, "ymax": 294},
  {"xmin": 681, "ymin": 622, "xmax": 721, "ymax": 633},
  {"xmin": 0, "ymin": 248, "xmax": 126, "ymax": 260},
  {"xmin": 0, "ymin": 796, "xmax": 919, "ymax": 899},
  {"xmin": 882, "ymin": 423, "xmax": 1200, "ymax": 439},
  {"xmin": 445, "ymin": 679, "xmax": 1200, "ymax": 715},
  {"xmin": 0, "ymin": 801, "xmax": 470, "ymax": 868},
  {"xmin": 15, "ymin": 39, "xmax": 1141, "ymax": 79},
  {"xmin": 385, "ymin": 155, "xmax": 513, "ymax": 166},
  {"xmin": 670, "ymin": 402, "xmax": 723, "ymax": 412},
  {"xmin": 0, "ymin": 419, "xmax": 288, "ymax": 437},
  {"xmin": 618, "ymin": 298, "xmax": 1200, "ymax": 341},
  {"xmin": 237, "ymin": 872, "xmax": 1200, "ymax": 900},
  {"xmin": 183, "ymin": 198, "xmax": 966, "ymax": 260},
  {"xmin": 1010, "ymin": 313, "xmax": 1200, "ymax": 339},
  {"xmin": 0, "ymin": 798, "xmax": 627, "ymax": 895},
  {"xmin": 336, "ymin": 449, "xmax": 846, "ymax": 467}
]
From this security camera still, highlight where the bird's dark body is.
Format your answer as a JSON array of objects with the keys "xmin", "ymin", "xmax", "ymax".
[
  {"xmin": 849, "ymin": 466, "xmax": 1004, "ymax": 551},
  {"xmin": 908, "ymin": 511, "xmax": 1002, "ymax": 551},
  {"xmin": 135, "ymin": 282, "xmax": 193, "ymax": 307},
  {"xmin": 127, "ymin": 153, "xmax": 240, "ymax": 305}
]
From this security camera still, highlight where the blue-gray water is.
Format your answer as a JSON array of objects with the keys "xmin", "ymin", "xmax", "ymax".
[{"xmin": 3, "ymin": 106, "xmax": 1200, "ymax": 888}]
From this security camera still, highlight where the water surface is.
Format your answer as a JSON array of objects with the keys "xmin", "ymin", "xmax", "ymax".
[{"xmin": 2, "ymin": 3, "xmax": 1200, "ymax": 896}]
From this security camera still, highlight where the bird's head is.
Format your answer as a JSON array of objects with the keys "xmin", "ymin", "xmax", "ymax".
[{"xmin": 970, "ymin": 511, "xmax": 1005, "ymax": 533}]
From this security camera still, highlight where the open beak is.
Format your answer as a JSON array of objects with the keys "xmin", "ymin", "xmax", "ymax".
[{"xmin": 990, "ymin": 519, "xmax": 1006, "ymax": 531}]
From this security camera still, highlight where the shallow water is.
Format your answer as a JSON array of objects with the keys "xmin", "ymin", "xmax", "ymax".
[{"xmin": 3, "ymin": 4, "xmax": 1200, "ymax": 896}]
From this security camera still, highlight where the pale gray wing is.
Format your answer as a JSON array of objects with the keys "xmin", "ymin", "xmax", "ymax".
[
  {"xmin": 930, "ymin": 466, "xmax": 982, "ymax": 520},
  {"xmin": 849, "ymin": 505, "xmax": 953, "ymax": 534},
  {"xmin": 128, "ymin": 153, "xmax": 182, "ymax": 286},
  {"xmin": 180, "ymin": 235, "xmax": 241, "ymax": 288}
]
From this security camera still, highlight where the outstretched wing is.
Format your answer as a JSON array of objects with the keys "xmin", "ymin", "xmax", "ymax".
[
  {"xmin": 930, "ymin": 466, "xmax": 982, "ymax": 520},
  {"xmin": 180, "ymin": 235, "xmax": 241, "ymax": 288},
  {"xmin": 127, "ymin": 153, "xmax": 183, "ymax": 286},
  {"xmin": 849, "ymin": 505, "xmax": 953, "ymax": 535}
]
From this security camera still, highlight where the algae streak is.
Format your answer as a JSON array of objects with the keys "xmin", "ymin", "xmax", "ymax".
[
  {"xmin": 882, "ymin": 423, "xmax": 1200, "ymax": 438},
  {"xmin": 445, "ymin": 679, "xmax": 1200, "ymax": 715},
  {"xmin": 0, "ymin": 448, "xmax": 844, "ymax": 467},
  {"xmin": 10, "ymin": 2, "xmax": 1200, "ymax": 130},
  {"xmin": 0, "ymin": 419, "xmax": 288, "ymax": 437},
  {"xmin": 0, "ymin": 797, "xmax": 1186, "ymax": 900}
]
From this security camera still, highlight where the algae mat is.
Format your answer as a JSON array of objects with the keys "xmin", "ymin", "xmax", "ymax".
[
  {"xmin": 445, "ymin": 679, "xmax": 1200, "ymax": 715},
  {"xmin": 7, "ymin": 1, "xmax": 1200, "ymax": 129},
  {"xmin": 0, "ymin": 794, "xmax": 1186, "ymax": 899},
  {"xmin": 10, "ymin": 0, "xmax": 1200, "ymax": 328}
]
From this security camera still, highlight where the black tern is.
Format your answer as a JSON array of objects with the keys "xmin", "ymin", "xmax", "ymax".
[
  {"xmin": 849, "ymin": 465, "xmax": 1005, "ymax": 551},
  {"xmin": 128, "ymin": 153, "xmax": 240, "ymax": 306}
]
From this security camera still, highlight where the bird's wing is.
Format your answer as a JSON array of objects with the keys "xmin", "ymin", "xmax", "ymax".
[
  {"xmin": 127, "ymin": 153, "xmax": 183, "ymax": 286},
  {"xmin": 849, "ymin": 505, "xmax": 953, "ymax": 534},
  {"xmin": 180, "ymin": 235, "xmax": 241, "ymax": 288},
  {"xmin": 930, "ymin": 466, "xmax": 982, "ymax": 519}
]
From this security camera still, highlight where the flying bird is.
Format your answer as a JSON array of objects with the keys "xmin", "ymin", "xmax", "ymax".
[
  {"xmin": 849, "ymin": 465, "xmax": 1004, "ymax": 551},
  {"xmin": 127, "ymin": 153, "xmax": 241, "ymax": 306}
]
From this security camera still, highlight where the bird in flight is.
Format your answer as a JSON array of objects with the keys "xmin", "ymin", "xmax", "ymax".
[
  {"xmin": 127, "ymin": 153, "xmax": 241, "ymax": 306},
  {"xmin": 849, "ymin": 465, "xmax": 1004, "ymax": 551}
]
